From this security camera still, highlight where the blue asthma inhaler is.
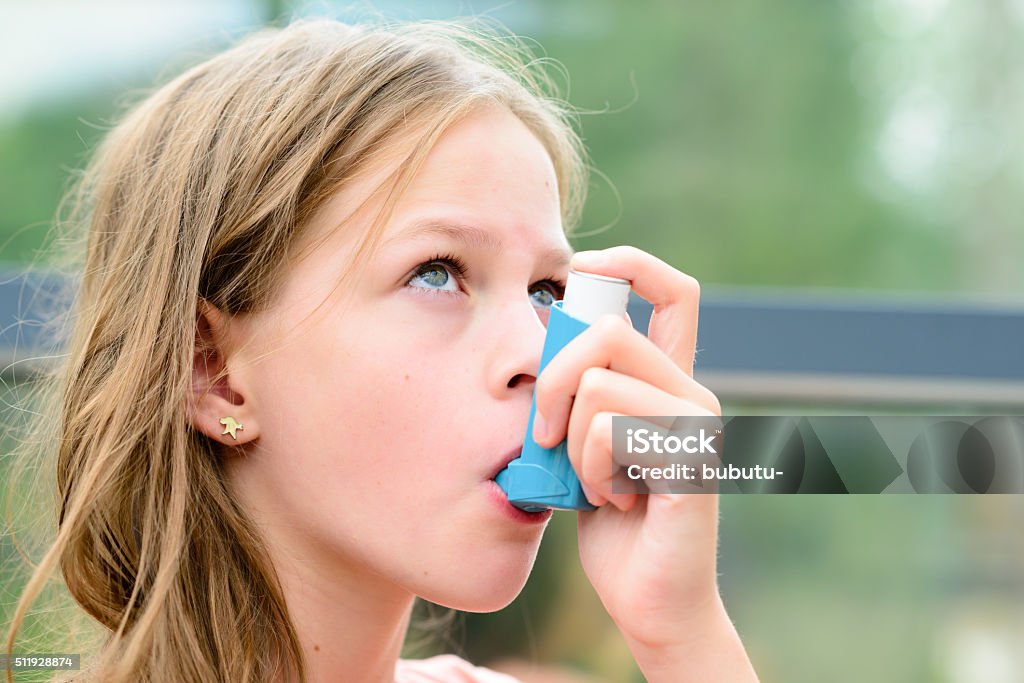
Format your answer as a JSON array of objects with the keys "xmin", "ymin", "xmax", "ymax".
[{"xmin": 494, "ymin": 269, "xmax": 632, "ymax": 512}]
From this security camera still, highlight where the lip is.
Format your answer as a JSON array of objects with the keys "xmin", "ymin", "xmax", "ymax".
[
  {"xmin": 486, "ymin": 480, "xmax": 553, "ymax": 524},
  {"xmin": 487, "ymin": 445, "xmax": 523, "ymax": 481}
]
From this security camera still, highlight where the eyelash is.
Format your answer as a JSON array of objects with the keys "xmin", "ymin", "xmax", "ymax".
[{"xmin": 409, "ymin": 252, "xmax": 567, "ymax": 301}]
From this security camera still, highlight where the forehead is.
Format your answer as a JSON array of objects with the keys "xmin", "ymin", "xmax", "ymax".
[
  {"xmin": 301, "ymin": 104, "xmax": 567, "ymax": 260},
  {"xmin": 388, "ymin": 104, "xmax": 565, "ymax": 240},
  {"xmin": 400, "ymin": 104, "xmax": 559, "ymax": 203}
]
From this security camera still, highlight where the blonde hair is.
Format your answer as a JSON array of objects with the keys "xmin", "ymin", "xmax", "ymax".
[{"xmin": 3, "ymin": 16, "xmax": 589, "ymax": 682}]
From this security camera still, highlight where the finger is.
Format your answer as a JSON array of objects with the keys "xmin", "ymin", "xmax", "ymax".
[
  {"xmin": 567, "ymin": 409, "xmax": 617, "ymax": 508},
  {"xmin": 570, "ymin": 246, "xmax": 700, "ymax": 376},
  {"xmin": 579, "ymin": 471, "xmax": 638, "ymax": 509},
  {"xmin": 578, "ymin": 411, "xmax": 638, "ymax": 512},
  {"xmin": 533, "ymin": 315, "xmax": 690, "ymax": 447},
  {"xmin": 580, "ymin": 480, "xmax": 606, "ymax": 508},
  {"xmin": 565, "ymin": 409, "xmax": 634, "ymax": 509},
  {"xmin": 564, "ymin": 366, "xmax": 721, "ymax": 467}
]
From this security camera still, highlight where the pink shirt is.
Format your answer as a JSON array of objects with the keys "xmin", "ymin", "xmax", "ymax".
[{"xmin": 394, "ymin": 655, "xmax": 522, "ymax": 683}]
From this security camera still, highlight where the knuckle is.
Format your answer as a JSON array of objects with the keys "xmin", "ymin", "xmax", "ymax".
[
  {"xmin": 578, "ymin": 366, "xmax": 609, "ymax": 401},
  {"xmin": 675, "ymin": 272, "xmax": 700, "ymax": 300},
  {"xmin": 592, "ymin": 314, "xmax": 622, "ymax": 335},
  {"xmin": 593, "ymin": 314, "xmax": 631, "ymax": 345},
  {"xmin": 615, "ymin": 244, "xmax": 642, "ymax": 259}
]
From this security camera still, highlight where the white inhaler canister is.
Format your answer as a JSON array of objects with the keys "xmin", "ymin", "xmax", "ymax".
[{"xmin": 494, "ymin": 269, "xmax": 632, "ymax": 511}]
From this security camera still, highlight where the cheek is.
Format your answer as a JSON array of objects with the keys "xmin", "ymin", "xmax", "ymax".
[
  {"xmin": 332, "ymin": 359, "xmax": 468, "ymax": 462},
  {"xmin": 254, "ymin": 317, "xmax": 477, "ymax": 506},
  {"xmin": 329, "ymin": 307, "xmax": 477, "ymax": 450}
]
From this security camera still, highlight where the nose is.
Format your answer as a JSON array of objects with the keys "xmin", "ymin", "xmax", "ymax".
[{"xmin": 485, "ymin": 297, "xmax": 548, "ymax": 398}]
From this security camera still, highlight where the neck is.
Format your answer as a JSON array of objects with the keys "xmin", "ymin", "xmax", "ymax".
[
  {"xmin": 227, "ymin": 460, "xmax": 416, "ymax": 683},
  {"xmin": 274, "ymin": 545, "xmax": 416, "ymax": 683}
]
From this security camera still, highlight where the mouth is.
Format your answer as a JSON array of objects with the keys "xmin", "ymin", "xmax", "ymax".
[
  {"xmin": 488, "ymin": 445, "xmax": 523, "ymax": 481},
  {"xmin": 486, "ymin": 479, "xmax": 553, "ymax": 523}
]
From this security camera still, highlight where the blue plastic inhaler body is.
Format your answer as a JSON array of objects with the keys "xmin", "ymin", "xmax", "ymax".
[{"xmin": 495, "ymin": 270, "xmax": 631, "ymax": 512}]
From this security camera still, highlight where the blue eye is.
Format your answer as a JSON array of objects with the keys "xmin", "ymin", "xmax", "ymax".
[
  {"xmin": 529, "ymin": 282, "xmax": 563, "ymax": 308},
  {"xmin": 407, "ymin": 254, "xmax": 467, "ymax": 294},
  {"xmin": 410, "ymin": 264, "xmax": 458, "ymax": 292}
]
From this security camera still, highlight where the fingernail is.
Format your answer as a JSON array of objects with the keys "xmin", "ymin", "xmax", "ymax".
[{"xmin": 532, "ymin": 412, "xmax": 548, "ymax": 443}]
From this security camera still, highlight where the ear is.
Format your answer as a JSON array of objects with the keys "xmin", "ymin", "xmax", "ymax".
[{"xmin": 188, "ymin": 298, "xmax": 259, "ymax": 447}]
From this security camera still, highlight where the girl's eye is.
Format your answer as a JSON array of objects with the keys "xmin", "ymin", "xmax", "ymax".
[
  {"xmin": 407, "ymin": 254, "xmax": 467, "ymax": 294},
  {"xmin": 529, "ymin": 280, "xmax": 565, "ymax": 309}
]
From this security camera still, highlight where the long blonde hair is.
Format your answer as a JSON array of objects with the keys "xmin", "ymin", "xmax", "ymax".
[{"xmin": 3, "ymin": 16, "xmax": 588, "ymax": 682}]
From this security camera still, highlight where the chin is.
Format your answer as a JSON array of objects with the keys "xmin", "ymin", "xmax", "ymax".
[
  {"xmin": 416, "ymin": 559, "xmax": 535, "ymax": 613},
  {"xmin": 427, "ymin": 583, "xmax": 526, "ymax": 613}
]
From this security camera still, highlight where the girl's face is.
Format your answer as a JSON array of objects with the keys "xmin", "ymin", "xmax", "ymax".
[{"xmin": 225, "ymin": 104, "xmax": 572, "ymax": 610}]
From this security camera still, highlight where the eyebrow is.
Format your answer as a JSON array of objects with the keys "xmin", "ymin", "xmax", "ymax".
[{"xmin": 384, "ymin": 219, "xmax": 574, "ymax": 270}]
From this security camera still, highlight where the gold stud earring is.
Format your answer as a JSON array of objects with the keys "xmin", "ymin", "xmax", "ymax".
[{"xmin": 219, "ymin": 416, "xmax": 244, "ymax": 440}]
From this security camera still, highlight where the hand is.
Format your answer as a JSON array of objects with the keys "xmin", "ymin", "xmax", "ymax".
[{"xmin": 531, "ymin": 246, "xmax": 728, "ymax": 656}]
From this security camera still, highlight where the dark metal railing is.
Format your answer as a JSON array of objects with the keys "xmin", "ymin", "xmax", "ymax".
[{"xmin": 4, "ymin": 268, "xmax": 1023, "ymax": 408}]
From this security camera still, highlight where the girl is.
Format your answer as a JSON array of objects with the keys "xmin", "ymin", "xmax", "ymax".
[{"xmin": 4, "ymin": 16, "xmax": 758, "ymax": 683}]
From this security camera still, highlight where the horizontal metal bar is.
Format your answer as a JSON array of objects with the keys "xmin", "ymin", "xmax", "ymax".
[
  {"xmin": 697, "ymin": 370, "xmax": 1024, "ymax": 409},
  {"xmin": 3, "ymin": 269, "xmax": 1023, "ymax": 406},
  {"xmin": 625, "ymin": 287, "xmax": 1024, "ymax": 407}
]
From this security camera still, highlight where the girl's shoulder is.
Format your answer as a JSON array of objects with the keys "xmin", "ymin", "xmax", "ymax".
[{"xmin": 395, "ymin": 654, "xmax": 522, "ymax": 683}]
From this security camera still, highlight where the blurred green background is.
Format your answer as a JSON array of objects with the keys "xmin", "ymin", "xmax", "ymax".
[{"xmin": 2, "ymin": 1, "xmax": 1023, "ymax": 682}]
